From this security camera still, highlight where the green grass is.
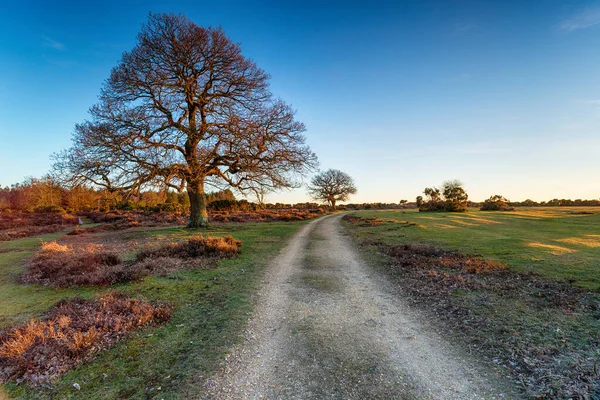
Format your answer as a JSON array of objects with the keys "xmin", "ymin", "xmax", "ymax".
[
  {"xmin": 347, "ymin": 207, "xmax": 600, "ymax": 289},
  {"xmin": 1, "ymin": 221, "xmax": 305, "ymax": 399},
  {"xmin": 343, "ymin": 207, "xmax": 600, "ymax": 398}
]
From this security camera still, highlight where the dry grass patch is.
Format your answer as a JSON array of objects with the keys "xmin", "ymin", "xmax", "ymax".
[
  {"xmin": 556, "ymin": 236, "xmax": 600, "ymax": 248},
  {"xmin": 136, "ymin": 235, "xmax": 242, "ymax": 261},
  {"xmin": 0, "ymin": 292, "xmax": 172, "ymax": 385},
  {"xmin": 21, "ymin": 241, "xmax": 132, "ymax": 287},
  {"xmin": 386, "ymin": 243, "xmax": 507, "ymax": 276},
  {"xmin": 455, "ymin": 216, "xmax": 502, "ymax": 225},
  {"xmin": 434, "ymin": 224, "xmax": 457, "ymax": 229},
  {"xmin": 449, "ymin": 219, "xmax": 479, "ymax": 227},
  {"xmin": 527, "ymin": 242, "xmax": 575, "ymax": 255},
  {"xmin": 23, "ymin": 235, "xmax": 243, "ymax": 287},
  {"xmin": 377, "ymin": 242, "xmax": 600, "ymax": 398},
  {"xmin": 343, "ymin": 215, "xmax": 387, "ymax": 227},
  {"xmin": 0, "ymin": 213, "xmax": 79, "ymax": 242}
]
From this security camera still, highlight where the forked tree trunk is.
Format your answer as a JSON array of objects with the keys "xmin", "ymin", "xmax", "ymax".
[
  {"xmin": 330, "ymin": 199, "xmax": 336, "ymax": 210},
  {"xmin": 187, "ymin": 178, "xmax": 208, "ymax": 228}
]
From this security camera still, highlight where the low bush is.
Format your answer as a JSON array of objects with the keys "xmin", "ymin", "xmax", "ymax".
[
  {"xmin": 0, "ymin": 212, "xmax": 79, "ymax": 241},
  {"xmin": 24, "ymin": 235, "xmax": 243, "ymax": 287},
  {"xmin": 0, "ymin": 293, "xmax": 172, "ymax": 385},
  {"xmin": 480, "ymin": 195, "xmax": 515, "ymax": 211},
  {"xmin": 0, "ymin": 224, "xmax": 71, "ymax": 242},
  {"xmin": 386, "ymin": 243, "xmax": 506, "ymax": 276},
  {"xmin": 22, "ymin": 242, "xmax": 133, "ymax": 287},
  {"xmin": 342, "ymin": 215, "xmax": 387, "ymax": 227},
  {"xmin": 136, "ymin": 235, "xmax": 242, "ymax": 261},
  {"xmin": 80, "ymin": 210, "xmax": 187, "ymax": 233},
  {"xmin": 0, "ymin": 212, "xmax": 78, "ymax": 230}
]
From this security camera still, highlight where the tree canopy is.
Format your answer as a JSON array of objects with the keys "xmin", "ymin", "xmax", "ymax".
[
  {"xmin": 418, "ymin": 180, "xmax": 468, "ymax": 212},
  {"xmin": 307, "ymin": 169, "xmax": 357, "ymax": 209},
  {"xmin": 53, "ymin": 13, "xmax": 317, "ymax": 227}
]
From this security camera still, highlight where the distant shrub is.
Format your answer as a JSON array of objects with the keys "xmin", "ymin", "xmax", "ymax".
[
  {"xmin": 0, "ymin": 224, "xmax": 69, "ymax": 242},
  {"xmin": 480, "ymin": 195, "xmax": 515, "ymax": 211},
  {"xmin": 342, "ymin": 215, "xmax": 387, "ymax": 226},
  {"xmin": 0, "ymin": 292, "xmax": 171, "ymax": 385},
  {"xmin": 418, "ymin": 180, "xmax": 468, "ymax": 212},
  {"xmin": 0, "ymin": 212, "xmax": 78, "ymax": 230},
  {"xmin": 33, "ymin": 205, "xmax": 65, "ymax": 213},
  {"xmin": 208, "ymin": 199, "xmax": 240, "ymax": 211}
]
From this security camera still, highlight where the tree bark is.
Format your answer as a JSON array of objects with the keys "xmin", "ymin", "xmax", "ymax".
[{"xmin": 187, "ymin": 178, "xmax": 208, "ymax": 228}]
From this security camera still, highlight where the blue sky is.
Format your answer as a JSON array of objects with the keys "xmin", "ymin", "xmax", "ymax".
[{"xmin": 1, "ymin": 0, "xmax": 599, "ymax": 203}]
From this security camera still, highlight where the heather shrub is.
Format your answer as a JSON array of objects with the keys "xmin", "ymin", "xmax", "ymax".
[
  {"xmin": 0, "ymin": 293, "xmax": 171, "ymax": 385},
  {"xmin": 0, "ymin": 212, "xmax": 79, "ymax": 241},
  {"xmin": 136, "ymin": 235, "xmax": 242, "ymax": 261},
  {"xmin": 22, "ymin": 242, "xmax": 131, "ymax": 287}
]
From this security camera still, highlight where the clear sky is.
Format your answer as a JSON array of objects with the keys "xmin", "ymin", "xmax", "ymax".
[{"xmin": 1, "ymin": 0, "xmax": 599, "ymax": 203}]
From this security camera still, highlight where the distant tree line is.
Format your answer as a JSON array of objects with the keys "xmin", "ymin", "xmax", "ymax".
[
  {"xmin": 1, "ymin": 176, "xmax": 598, "ymax": 214},
  {"xmin": 414, "ymin": 180, "xmax": 600, "ymax": 213},
  {"xmin": 0, "ymin": 177, "xmax": 327, "ymax": 214}
]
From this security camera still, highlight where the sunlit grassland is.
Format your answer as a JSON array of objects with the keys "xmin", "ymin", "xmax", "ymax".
[
  {"xmin": 1, "ymin": 221, "xmax": 304, "ymax": 399},
  {"xmin": 348, "ymin": 207, "xmax": 600, "ymax": 290},
  {"xmin": 344, "ymin": 207, "xmax": 600, "ymax": 397}
]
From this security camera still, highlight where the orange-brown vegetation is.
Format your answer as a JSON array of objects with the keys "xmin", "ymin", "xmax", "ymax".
[
  {"xmin": 22, "ymin": 241, "xmax": 128, "ymax": 287},
  {"xmin": 380, "ymin": 243, "xmax": 599, "ymax": 397},
  {"xmin": 0, "ymin": 293, "xmax": 171, "ymax": 385},
  {"xmin": 136, "ymin": 235, "xmax": 242, "ymax": 261},
  {"xmin": 207, "ymin": 208, "xmax": 324, "ymax": 223},
  {"xmin": 386, "ymin": 243, "xmax": 506, "ymax": 278},
  {"xmin": 0, "ymin": 212, "xmax": 78, "ymax": 241},
  {"xmin": 23, "ymin": 234, "xmax": 243, "ymax": 287},
  {"xmin": 343, "ymin": 215, "xmax": 418, "ymax": 228},
  {"xmin": 76, "ymin": 210, "xmax": 187, "ymax": 233},
  {"xmin": 74, "ymin": 209, "xmax": 324, "ymax": 234},
  {"xmin": 343, "ymin": 215, "xmax": 387, "ymax": 227}
]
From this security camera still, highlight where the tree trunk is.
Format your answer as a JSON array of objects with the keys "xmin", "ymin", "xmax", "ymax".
[
  {"xmin": 187, "ymin": 178, "xmax": 208, "ymax": 228},
  {"xmin": 330, "ymin": 199, "xmax": 336, "ymax": 210}
]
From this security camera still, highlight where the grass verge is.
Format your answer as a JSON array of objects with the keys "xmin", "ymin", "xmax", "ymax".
[
  {"xmin": 343, "ymin": 210, "xmax": 600, "ymax": 399},
  {"xmin": 1, "ymin": 221, "xmax": 304, "ymax": 399}
]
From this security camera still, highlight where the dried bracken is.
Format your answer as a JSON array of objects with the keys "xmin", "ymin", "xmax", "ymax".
[
  {"xmin": 0, "ymin": 293, "xmax": 172, "ymax": 385},
  {"xmin": 73, "ymin": 209, "xmax": 324, "ymax": 234},
  {"xmin": 136, "ymin": 235, "xmax": 242, "ymax": 261},
  {"xmin": 22, "ymin": 241, "xmax": 128, "ymax": 287},
  {"xmin": 343, "ymin": 215, "xmax": 411, "ymax": 227},
  {"xmin": 378, "ymin": 242, "xmax": 600, "ymax": 398},
  {"xmin": 0, "ymin": 213, "xmax": 78, "ymax": 241}
]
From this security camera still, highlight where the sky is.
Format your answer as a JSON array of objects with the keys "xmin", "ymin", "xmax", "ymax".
[{"xmin": 1, "ymin": 0, "xmax": 599, "ymax": 204}]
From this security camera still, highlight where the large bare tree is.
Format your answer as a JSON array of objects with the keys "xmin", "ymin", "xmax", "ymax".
[
  {"xmin": 307, "ymin": 169, "xmax": 357, "ymax": 209},
  {"xmin": 53, "ymin": 13, "xmax": 317, "ymax": 227}
]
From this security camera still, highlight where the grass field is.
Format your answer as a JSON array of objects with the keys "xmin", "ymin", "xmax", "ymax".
[
  {"xmin": 343, "ymin": 207, "xmax": 600, "ymax": 398},
  {"xmin": 347, "ymin": 207, "xmax": 600, "ymax": 289},
  {"xmin": 0, "ymin": 221, "xmax": 304, "ymax": 399}
]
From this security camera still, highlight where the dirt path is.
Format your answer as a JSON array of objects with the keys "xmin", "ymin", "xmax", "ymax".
[{"xmin": 203, "ymin": 214, "xmax": 518, "ymax": 399}]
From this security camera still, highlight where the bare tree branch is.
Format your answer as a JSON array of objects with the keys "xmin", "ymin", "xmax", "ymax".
[{"xmin": 52, "ymin": 13, "xmax": 317, "ymax": 227}]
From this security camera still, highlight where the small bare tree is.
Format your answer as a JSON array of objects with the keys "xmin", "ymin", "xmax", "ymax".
[
  {"xmin": 308, "ymin": 169, "xmax": 357, "ymax": 209},
  {"xmin": 53, "ymin": 13, "xmax": 317, "ymax": 227}
]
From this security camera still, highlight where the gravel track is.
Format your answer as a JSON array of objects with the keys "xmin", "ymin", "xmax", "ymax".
[{"xmin": 203, "ymin": 214, "xmax": 519, "ymax": 399}]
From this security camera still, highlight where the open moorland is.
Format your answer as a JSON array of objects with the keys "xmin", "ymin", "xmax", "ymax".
[
  {"xmin": 0, "ymin": 211, "xmax": 312, "ymax": 398},
  {"xmin": 343, "ymin": 207, "xmax": 600, "ymax": 398}
]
